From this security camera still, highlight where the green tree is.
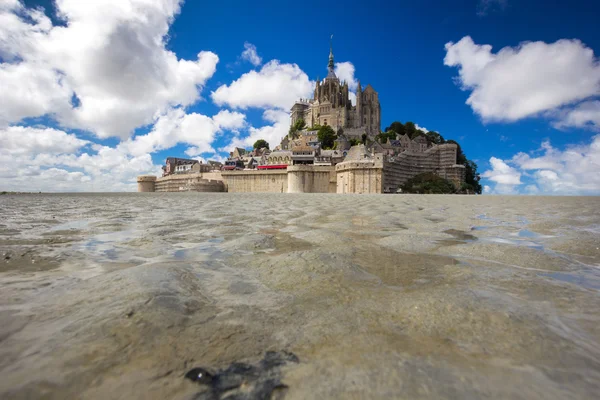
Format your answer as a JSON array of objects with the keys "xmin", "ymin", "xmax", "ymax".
[
  {"xmin": 349, "ymin": 138, "xmax": 360, "ymax": 146},
  {"xmin": 385, "ymin": 121, "xmax": 406, "ymax": 136},
  {"xmin": 426, "ymin": 131, "xmax": 444, "ymax": 145},
  {"xmin": 376, "ymin": 133, "xmax": 388, "ymax": 143},
  {"xmin": 464, "ymin": 160, "xmax": 482, "ymax": 194},
  {"xmin": 401, "ymin": 173, "xmax": 456, "ymax": 194},
  {"xmin": 405, "ymin": 121, "xmax": 417, "ymax": 139},
  {"xmin": 253, "ymin": 139, "xmax": 269, "ymax": 150},
  {"xmin": 317, "ymin": 125, "xmax": 337, "ymax": 149},
  {"xmin": 294, "ymin": 118, "xmax": 306, "ymax": 131},
  {"xmin": 288, "ymin": 118, "xmax": 306, "ymax": 139}
]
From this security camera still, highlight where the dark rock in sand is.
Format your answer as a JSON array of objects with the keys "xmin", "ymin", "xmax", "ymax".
[{"xmin": 185, "ymin": 351, "xmax": 299, "ymax": 400}]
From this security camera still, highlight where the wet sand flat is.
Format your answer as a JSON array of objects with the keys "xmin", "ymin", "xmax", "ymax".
[{"xmin": 1, "ymin": 193, "xmax": 599, "ymax": 399}]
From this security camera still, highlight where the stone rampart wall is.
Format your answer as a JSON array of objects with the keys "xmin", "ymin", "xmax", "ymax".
[
  {"xmin": 197, "ymin": 171, "xmax": 224, "ymax": 181},
  {"xmin": 287, "ymin": 165, "xmax": 335, "ymax": 193},
  {"xmin": 222, "ymin": 170, "xmax": 288, "ymax": 193},
  {"xmin": 154, "ymin": 174, "xmax": 225, "ymax": 192},
  {"xmin": 328, "ymin": 168, "xmax": 337, "ymax": 193},
  {"xmin": 439, "ymin": 165, "xmax": 466, "ymax": 188}
]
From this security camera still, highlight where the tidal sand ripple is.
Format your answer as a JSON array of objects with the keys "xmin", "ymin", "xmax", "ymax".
[{"xmin": 0, "ymin": 193, "xmax": 599, "ymax": 399}]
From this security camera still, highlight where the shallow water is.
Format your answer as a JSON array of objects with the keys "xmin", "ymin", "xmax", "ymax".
[{"xmin": 1, "ymin": 193, "xmax": 600, "ymax": 399}]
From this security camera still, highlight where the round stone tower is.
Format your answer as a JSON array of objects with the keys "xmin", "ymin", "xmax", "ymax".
[
  {"xmin": 137, "ymin": 175, "xmax": 157, "ymax": 192},
  {"xmin": 287, "ymin": 165, "xmax": 312, "ymax": 193}
]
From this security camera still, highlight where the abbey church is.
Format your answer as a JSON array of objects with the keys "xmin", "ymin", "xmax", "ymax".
[{"xmin": 290, "ymin": 42, "xmax": 381, "ymax": 137}]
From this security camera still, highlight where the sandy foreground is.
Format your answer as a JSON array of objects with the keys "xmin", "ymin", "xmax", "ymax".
[{"xmin": 0, "ymin": 193, "xmax": 599, "ymax": 399}]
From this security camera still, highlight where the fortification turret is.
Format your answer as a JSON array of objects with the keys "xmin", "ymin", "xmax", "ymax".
[{"xmin": 137, "ymin": 175, "xmax": 157, "ymax": 192}]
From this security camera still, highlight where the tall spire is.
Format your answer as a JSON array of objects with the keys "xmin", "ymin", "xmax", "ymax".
[
  {"xmin": 328, "ymin": 34, "xmax": 334, "ymax": 71},
  {"xmin": 326, "ymin": 34, "xmax": 336, "ymax": 79}
]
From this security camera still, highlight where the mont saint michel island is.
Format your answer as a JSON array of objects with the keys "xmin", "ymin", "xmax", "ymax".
[{"xmin": 138, "ymin": 43, "xmax": 479, "ymax": 195}]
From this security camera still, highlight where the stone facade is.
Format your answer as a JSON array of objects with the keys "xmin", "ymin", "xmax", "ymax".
[
  {"xmin": 290, "ymin": 42, "xmax": 380, "ymax": 136},
  {"xmin": 264, "ymin": 151, "xmax": 293, "ymax": 166}
]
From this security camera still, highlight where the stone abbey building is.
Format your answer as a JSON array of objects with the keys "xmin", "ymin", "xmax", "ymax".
[{"xmin": 290, "ymin": 42, "xmax": 381, "ymax": 137}]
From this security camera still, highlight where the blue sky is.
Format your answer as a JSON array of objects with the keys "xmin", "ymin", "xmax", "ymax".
[{"xmin": 2, "ymin": 0, "xmax": 600, "ymax": 193}]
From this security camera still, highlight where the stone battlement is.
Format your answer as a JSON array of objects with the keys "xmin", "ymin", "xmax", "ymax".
[{"xmin": 137, "ymin": 175, "xmax": 157, "ymax": 182}]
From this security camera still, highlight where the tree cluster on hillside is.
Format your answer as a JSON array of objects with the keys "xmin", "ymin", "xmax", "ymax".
[
  {"xmin": 400, "ymin": 173, "xmax": 456, "ymax": 194},
  {"xmin": 288, "ymin": 119, "xmax": 306, "ymax": 139},
  {"xmin": 383, "ymin": 120, "xmax": 482, "ymax": 194},
  {"xmin": 383, "ymin": 121, "xmax": 442, "ymax": 143},
  {"xmin": 317, "ymin": 125, "xmax": 336, "ymax": 150},
  {"xmin": 253, "ymin": 139, "xmax": 269, "ymax": 150}
]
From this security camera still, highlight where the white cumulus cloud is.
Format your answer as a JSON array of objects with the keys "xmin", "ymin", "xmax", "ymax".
[
  {"xmin": 211, "ymin": 60, "xmax": 314, "ymax": 110},
  {"xmin": 0, "ymin": 0, "xmax": 219, "ymax": 139},
  {"xmin": 512, "ymin": 136, "xmax": 600, "ymax": 194},
  {"xmin": 241, "ymin": 42, "xmax": 262, "ymax": 66},
  {"xmin": 0, "ymin": 0, "xmax": 241, "ymax": 192},
  {"xmin": 0, "ymin": 126, "xmax": 160, "ymax": 192},
  {"xmin": 552, "ymin": 100, "xmax": 600, "ymax": 131},
  {"xmin": 444, "ymin": 36, "xmax": 600, "ymax": 129},
  {"xmin": 483, "ymin": 135, "xmax": 600, "ymax": 195},
  {"xmin": 482, "ymin": 157, "xmax": 522, "ymax": 185},
  {"xmin": 121, "ymin": 108, "xmax": 247, "ymax": 157},
  {"xmin": 0, "ymin": 126, "xmax": 89, "ymax": 155},
  {"xmin": 415, "ymin": 124, "xmax": 429, "ymax": 133}
]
